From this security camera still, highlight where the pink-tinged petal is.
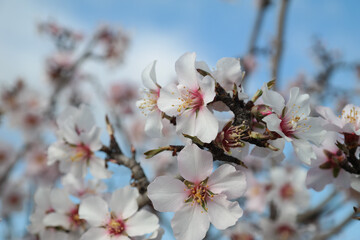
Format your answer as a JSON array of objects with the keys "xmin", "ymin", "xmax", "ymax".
[
  {"xmin": 89, "ymin": 156, "xmax": 111, "ymax": 179},
  {"xmin": 208, "ymin": 164, "xmax": 247, "ymax": 199},
  {"xmin": 198, "ymin": 75, "xmax": 215, "ymax": 104},
  {"xmin": 193, "ymin": 107, "xmax": 219, "ymax": 143},
  {"xmin": 305, "ymin": 168, "xmax": 329, "ymax": 191},
  {"xmin": 147, "ymin": 176, "xmax": 188, "ymax": 212},
  {"xmin": 110, "ymin": 186, "xmax": 139, "ymax": 220},
  {"xmin": 263, "ymin": 114, "xmax": 290, "ymax": 141},
  {"xmin": 261, "ymin": 86, "xmax": 285, "ymax": 115},
  {"xmin": 79, "ymin": 228, "xmax": 111, "ymax": 240},
  {"xmin": 207, "ymin": 194, "xmax": 243, "ymax": 230},
  {"xmin": 157, "ymin": 83, "xmax": 183, "ymax": 116},
  {"xmin": 171, "ymin": 204, "xmax": 210, "ymax": 240},
  {"xmin": 178, "ymin": 144, "xmax": 213, "ymax": 183},
  {"xmin": 215, "ymin": 57, "xmax": 243, "ymax": 92},
  {"xmin": 175, "ymin": 52, "xmax": 199, "ymax": 90},
  {"xmin": 142, "ymin": 60, "xmax": 159, "ymax": 91},
  {"xmin": 292, "ymin": 139, "xmax": 315, "ymax": 165},
  {"xmin": 144, "ymin": 110, "xmax": 163, "ymax": 137},
  {"xmin": 126, "ymin": 209, "xmax": 159, "ymax": 236},
  {"xmin": 79, "ymin": 196, "xmax": 109, "ymax": 227},
  {"xmin": 43, "ymin": 212, "xmax": 70, "ymax": 229},
  {"xmin": 50, "ymin": 189, "xmax": 74, "ymax": 213}
]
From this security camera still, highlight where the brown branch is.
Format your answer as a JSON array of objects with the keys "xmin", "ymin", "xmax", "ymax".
[
  {"xmin": 297, "ymin": 190, "xmax": 337, "ymax": 223},
  {"xmin": 271, "ymin": 0, "xmax": 290, "ymax": 89},
  {"xmin": 102, "ymin": 116, "xmax": 151, "ymax": 208},
  {"xmin": 248, "ymin": 0, "xmax": 271, "ymax": 55}
]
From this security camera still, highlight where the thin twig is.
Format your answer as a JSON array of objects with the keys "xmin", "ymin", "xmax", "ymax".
[{"xmin": 271, "ymin": 0, "xmax": 290, "ymax": 89}]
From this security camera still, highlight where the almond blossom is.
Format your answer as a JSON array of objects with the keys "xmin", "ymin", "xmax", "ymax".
[
  {"xmin": 267, "ymin": 167, "xmax": 309, "ymax": 210},
  {"xmin": 157, "ymin": 52, "xmax": 218, "ymax": 143},
  {"xmin": 136, "ymin": 60, "xmax": 163, "ymax": 137},
  {"xmin": 306, "ymin": 132, "xmax": 351, "ymax": 191},
  {"xmin": 29, "ymin": 187, "xmax": 83, "ymax": 239},
  {"xmin": 262, "ymin": 86, "xmax": 326, "ymax": 164},
  {"xmin": 78, "ymin": 186, "xmax": 159, "ymax": 240},
  {"xmin": 48, "ymin": 105, "xmax": 111, "ymax": 179},
  {"xmin": 147, "ymin": 144, "xmax": 246, "ymax": 240},
  {"xmin": 317, "ymin": 104, "xmax": 360, "ymax": 135}
]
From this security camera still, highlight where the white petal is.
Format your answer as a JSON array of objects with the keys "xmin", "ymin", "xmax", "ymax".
[
  {"xmin": 147, "ymin": 176, "xmax": 187, "ymax": 212},
  {"xmin": 126, "ymin": 209, "xmax": 159, "ymax": 236},
  {"xmin": 144, "ymin": 110, "xmax": 163, "ymax": 137},
  {"xmin": 43, "ymin": 212, "xmax": 70, "ymax": 229},
  {"xmin": 157, "ymin": 83, "xmax": 183, "ymax": 116},
  {"xmin": 175, "ymin": 52, "xmax": 199, "ymax": 90},
  {"xmin": 70, "ymin": 161, "xmax": 88, "ymax": 179},
  {"xmin": 79, "ymin": 196, "xmax": 109, "ymax": 227},
  {"xmin": 292, "ymin": 139, "xmax": 316, "ymax": 165},
  {"xmin": 50, "ymin": 189, "xmax": 73, "ymax": 213},
  {"xmin": 207, "ymin": 194, "xmax": 243, "ymax": 230},
  {"xmin": 171, "ymin": 204, "xmax": 210, "ymax": 240},
  {"xmin": 208, "ymin": 164, "xmax": 246, "ymax": 199},
  {"xmin": 47, "ymin": 141, "xmax": 69, "ymax": 165},
  {"xmin": 89, "ymin": 156, "xmax": 111, "ymax": 179},
  {"xmin": 194, "ymin": 107, "xmax": 219, "ymax": 143},
  {"xmin": 261, "ymin": 85, "xmax": 285, "ymax": 115},
  {"xmin": 110, "ymin": 186, "xmax": 139, "ymax": 220},
  {"xmin": 178, "ymin": 144, "xmax": 213, "ymax": 183},
  {"xmin": 351, "ymin": 177, "xmax": 360, "ymax": 192},
  {"xmin": 305, "ymin": 167, "xmax": 329, "ymax": 191},
  {"xmin": 316, "ymin": 106, "xmax": 343, "ymax": 131},
  {"xmin": 198, "ymin": 75, "xmax": 215, "ymax": 104},
  {"xmin": 142, "ymin": 60, "xmax": 159, "ymax": 91},
  {"xmin": 80, "ymin": 228, "xmax": 111, "ymax": 240}
]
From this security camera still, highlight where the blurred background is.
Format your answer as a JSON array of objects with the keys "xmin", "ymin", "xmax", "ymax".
[{"xmin": 0, "ymin": 0, "xmax": 360, "ymax": 239}]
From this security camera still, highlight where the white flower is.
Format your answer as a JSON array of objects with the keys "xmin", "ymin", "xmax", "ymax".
[
  {"xmin": 136, "ymin": 60, "xmax": 163, "ymax": 137},
  {"xmin": 157, "ymin": 52, "xmax": 219, "ymax": 143},
  {"xmin": 61, "ymin": 173, "xmax": 107, "ymax": 199},
  {"xmin": 48, "ymin": 104, "xmax": 111, "ymax": 179},
  {"xmin": 267, "ymin": 167, "xmax": 309, "ymax": 210},
  {"xmin": 147, "ymin": 144, "xmax": 246, "ymax": 240},
  {"xmin": 317, "ymin": 104, "xmax": 360, "ymax": 135},
  {"xmin": 262, "ymin": 87, "xmax": 326, "ymax": 164},
  {"xmin": 29, "ymin": 187, "xmax": 83, "ymax": 239},
  {"xmin": 306, "ymin": 131, "xmax": 351, "ymax": 191},
  {"xmin": 79, "ymin": 186, "xmax": 159, "ymax": 240}
]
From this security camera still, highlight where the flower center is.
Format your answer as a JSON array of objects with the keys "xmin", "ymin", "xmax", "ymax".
[
  {"xmin": 70, "ymin": 143, "xmax": 92, "ymax": 162},
  {"xmin": 184, "ymin": 179, "xmax": 214, "ymax": 212},
  {"xmin": 68, "ymin": 206, "xmax": 85, "ymax": 227},
  {"xmin": 279, "ymin": 183, "xmax": 295, "ymax": 200},
  {"xmin": 276, "ymin": 225, "xmax": 295, "ymax": 240},
  {"xmin": 280, "ymin": 114, "xmax": 310, "ymax": 137},
  {"xmin": 107, "ymin": 217, "xmax": 126, "ymax": 236},
  {"xmin": 342, "ymin": 106, "xmax": 359, "ymax": 125},
  {"xmin": 231, "ymin": 233, "xmax": 255, "ymax": 240},
  {"xmin": 177, "ymin": 87, "xmax": 204, "ymax": 113},
  {"xmin": 138, "ymin": 90, "xmax": 158, "ymax": 115}
]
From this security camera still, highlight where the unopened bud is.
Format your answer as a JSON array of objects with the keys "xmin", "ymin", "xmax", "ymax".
[{"xmin": 251, "ymin": 104, "xmax": 273, "ymax": 120}]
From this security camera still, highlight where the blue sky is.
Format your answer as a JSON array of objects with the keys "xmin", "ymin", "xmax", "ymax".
[{"xmin": 0, "ymin": 0, "xmax": 360, "ymax": 239}]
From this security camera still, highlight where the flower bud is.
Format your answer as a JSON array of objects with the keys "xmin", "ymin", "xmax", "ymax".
[{"xmin": 251, "ymin": 104, "xmax": 273, "ymax": 120}]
